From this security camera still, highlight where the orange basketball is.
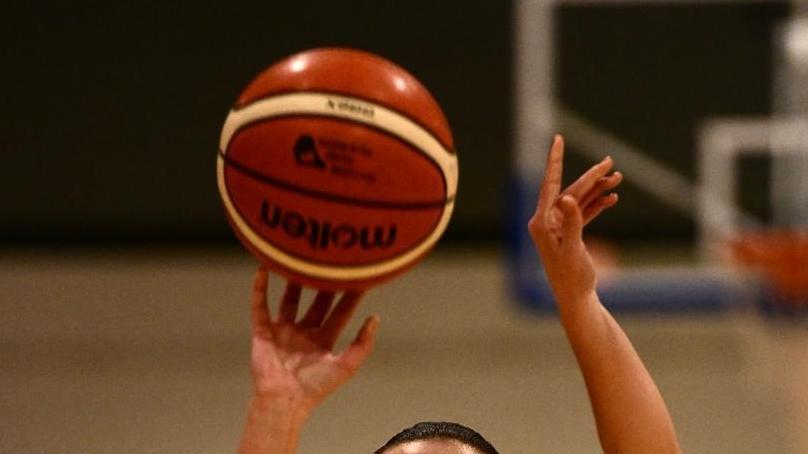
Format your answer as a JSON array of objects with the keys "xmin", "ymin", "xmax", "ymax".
[{"xmin": 217, "ymin": 48, "xmax": 458, "ymax": 290}]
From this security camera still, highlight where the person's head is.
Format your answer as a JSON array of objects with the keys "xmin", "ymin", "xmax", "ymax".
[{"xmin": 375, "ymin": 421, "xmax": 499, "ymax": 454}]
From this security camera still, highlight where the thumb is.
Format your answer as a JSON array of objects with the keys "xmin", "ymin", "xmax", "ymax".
[
  {"xmin": 559, "ymin": 195, "xmax": 584, "ymax": 247},
  {"xmin": 337, "ymin": 315, "xmax": 380, "ymax": 375}
]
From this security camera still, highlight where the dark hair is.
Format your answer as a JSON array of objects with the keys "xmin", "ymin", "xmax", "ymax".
[{"xmin": 375, "ymin": 421, "xmax": 499, "ymax": 454}]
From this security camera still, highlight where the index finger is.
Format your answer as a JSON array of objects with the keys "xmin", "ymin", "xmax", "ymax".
[
  {"xmin": 536, "ymin": 135, "xmax": 565, "ymax": 216},
  {"xmin": 250, "ymin": 267, "xmax": 271, "ymax": 336}
]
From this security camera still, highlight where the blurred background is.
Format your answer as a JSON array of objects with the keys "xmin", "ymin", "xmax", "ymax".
[{"xmin": 2, "ymin": 0, "xmax": 807, "ymax": 452}]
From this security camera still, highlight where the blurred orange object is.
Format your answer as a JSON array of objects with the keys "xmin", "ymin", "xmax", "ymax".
[{"xmin": 730, "ymin": 230, "xmax": 808, "ymax": 306}]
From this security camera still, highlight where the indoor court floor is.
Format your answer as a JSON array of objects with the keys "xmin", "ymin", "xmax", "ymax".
[{"xmin": 1, "ymin": 247, "xmax": 805, "ymax": 453}]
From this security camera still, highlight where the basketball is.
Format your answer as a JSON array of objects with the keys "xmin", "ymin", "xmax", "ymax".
[{"xmin": 217, "ymin": 48, "xmax": 458, "ymax": 290}]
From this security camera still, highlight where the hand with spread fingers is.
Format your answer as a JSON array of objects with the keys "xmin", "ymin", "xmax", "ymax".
[
  {"xmin": 239, "ymin": 268, "xmax": 379, "ymax": 454},
  {"xmin": 528, "ymin": 134, "xmax": 622, "ymax": 305},
  {"xmin": 527, "ymin": 135, "xmax": 681, "ymax": 454}
]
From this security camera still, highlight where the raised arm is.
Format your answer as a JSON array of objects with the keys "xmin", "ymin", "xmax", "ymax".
[
  {"xmin": 238, "ymin": 268, "xmax": 380, "ymax": 454},
  {"xmin": 528, "ymin": 135, "xmax": 681, "ymax": 454}
]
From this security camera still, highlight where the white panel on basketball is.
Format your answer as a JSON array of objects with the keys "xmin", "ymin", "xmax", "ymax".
[{"xmin": 220, "ymin": 93, "xmax": 458, "ymax": 199}]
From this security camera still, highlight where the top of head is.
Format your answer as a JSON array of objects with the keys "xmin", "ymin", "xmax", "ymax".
[{"xmin": 235, "ymin": 47, "xmax": 454, "ymax": 151}]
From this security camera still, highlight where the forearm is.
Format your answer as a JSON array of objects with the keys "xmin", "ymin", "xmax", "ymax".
[
  {"xmin": 238, "ymin": 396, "xmax": 310, "ymax": 454},
  {"xmin": 558, "ymin": 291, "xmax": 680, "ymax": 454}
]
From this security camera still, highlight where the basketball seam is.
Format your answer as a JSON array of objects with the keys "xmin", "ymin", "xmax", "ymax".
[
  {"xmin": 221, "ymin": 113, "xmax": 450, "ymax": 209},
  {"xmin": 220, "ymin": 151, "xmax": 453, "ymax": 210}
]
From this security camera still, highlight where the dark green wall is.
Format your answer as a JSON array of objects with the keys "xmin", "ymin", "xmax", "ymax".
[
  {"xmin": 0, "ymin": 1, "xmax": 789, "ymax": 244},
  {"xmin": 1, "ymin": 1, "xmax": 512, "ymax": 243}
]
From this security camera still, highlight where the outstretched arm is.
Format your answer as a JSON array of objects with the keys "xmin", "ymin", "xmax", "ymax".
[
  {"xmin": 528, "ymin": 135, "xmax": 681, "ymax": 454},
  {"xmin": 238, "ymin": 268, "xmax": 379, "ymax": 454}
]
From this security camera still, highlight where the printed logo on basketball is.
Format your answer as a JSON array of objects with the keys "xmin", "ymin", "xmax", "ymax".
[
  {"xmin": 293, "ymin": 134, "xmax": 326, "ymax": 170},
  {"xmin": 326, "ymin": 97, "xmax": 375, "ymax": 119},
  {"xmin": 260, "ymin": 200, "xmax": 397, "ymax": 250},
  {"xmin": 292, "ymin": 134, "xmax": 377, "ymax": 183}
]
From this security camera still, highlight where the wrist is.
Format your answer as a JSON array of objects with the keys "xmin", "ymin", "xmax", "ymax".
[
  {"xmin": 238, "ymin": 396, "xmax": 311, "ymax": 454},
  {"xmin": 249, "ymin": 394, "xmax": 313, "ymax": 425},
  {"xmin": 555, "ymin": 290, "xmax": 602, "ymax": 327},
  {"xmin": 545, "ymin": 268, "xmax": 597, "ymax": 310}
]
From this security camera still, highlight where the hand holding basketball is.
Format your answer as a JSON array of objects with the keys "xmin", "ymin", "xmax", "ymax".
[
  {"xmin": 248, "ymin": 268, "xmax": 380, "ymax": 413},
  {"xmin": 528, "ymin": 135, "xmax": 622, "ymax": 305}
]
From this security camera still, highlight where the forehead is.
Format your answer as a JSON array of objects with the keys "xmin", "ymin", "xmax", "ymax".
[{"xmin": 384, "ymin": 439, "xmax": 479, "ymax": 454}]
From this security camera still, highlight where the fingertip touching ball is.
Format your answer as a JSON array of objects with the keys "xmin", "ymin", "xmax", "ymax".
[{"xmin": 217, "ymin": 48, "xmax": 458, "ymax": 290}]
